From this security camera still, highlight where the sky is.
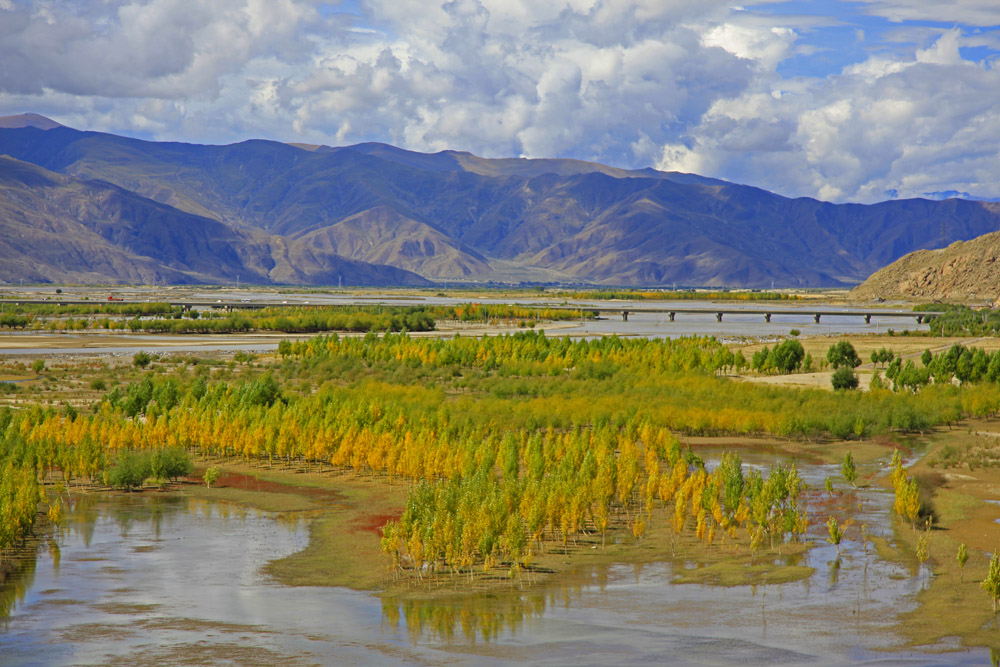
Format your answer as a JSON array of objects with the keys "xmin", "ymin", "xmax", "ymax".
[{"xmin": 0, "ymin": 0, "xmax": 998, "ymax": 203}]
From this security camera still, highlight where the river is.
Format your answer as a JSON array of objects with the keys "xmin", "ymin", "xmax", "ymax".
[
  {"xmin": 0, "ymin": 295, "xmax": 927, "ymax": 357},
  {"xmin": 0, "ymin": 453, "xmax": 987, "ymax": 665}
]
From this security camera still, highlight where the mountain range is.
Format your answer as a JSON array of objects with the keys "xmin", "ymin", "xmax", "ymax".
[{"xmin": 2, "ymin": 112, "xmax": 1000, "ymax": 288}]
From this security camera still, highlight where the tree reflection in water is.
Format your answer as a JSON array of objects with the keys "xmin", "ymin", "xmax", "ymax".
[{"xmin": 382, "ymin": 592, "xmax": 553, "ymax": 644}]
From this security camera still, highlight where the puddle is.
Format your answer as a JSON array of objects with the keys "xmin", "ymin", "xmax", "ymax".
[{"xmin": 0, "ymin": 462, "xmax": 990, "ymax": 665}]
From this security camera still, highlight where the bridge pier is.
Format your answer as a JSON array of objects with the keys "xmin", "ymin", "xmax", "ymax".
[
  {"xmin": 668, "ymin": 312, "xmax": 675, "ymax": 322},
  {"xmin": 864, "ymin": 314, "xmax": 871, "ymax": 324},
  {"xmin": 622, "ymin": 311, "xmax": 629, "ymax": 322},
  {"xmin": 916, "ymin": 315, "xmax": 924, "ymax": 324},
  {"xmin": 814, "ymin": 313, "xmax": 821, "ymax": 323},
  {"xmin": 716, "ymin": 312, "xmax": 723, "ymax": 322},
  {"xmin": 764, "ymin": 313, "xmax": 772, "ymax": 323}
]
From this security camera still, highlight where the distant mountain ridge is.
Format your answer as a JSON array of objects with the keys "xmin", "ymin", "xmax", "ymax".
[{"xmin": 1, "ymin": 113, "xmax": 999, "ymax": 287}]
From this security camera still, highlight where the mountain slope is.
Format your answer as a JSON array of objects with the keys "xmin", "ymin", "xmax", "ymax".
[
  {"xmin": 2, "ymin": 114, "xmax": 1000, "ymax": 287},
  {"xmin": 851, "ymin": 231, "xmax": 1000, "ymax": 302},
  {"xmin": 0, "ymin": 155, "xmax": 428, "ymax": 286}
]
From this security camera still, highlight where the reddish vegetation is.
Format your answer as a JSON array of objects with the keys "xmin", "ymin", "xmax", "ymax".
[
  {"xmin": 189, "ymin": 471, "xmax": 344, "ymax": 501},
  {"xmin": 350, "ymin": 513, "xmax": 398, "ymax": 536}
]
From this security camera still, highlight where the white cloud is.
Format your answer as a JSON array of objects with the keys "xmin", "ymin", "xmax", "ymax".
[
  {"xmin": 278, "ymin": 0, "xmax": 759, "ymax": 165},
  {"xmin": 701, "ymin": 23, "xmax": 797, "ymax": 70},
  {"xmin": 662, "ymin": 28, "xmax": 1000, "ymax": 202},
  {"xmin": 0, "ymin": 1, "xmax": 999, "ymax": 204},
  {"xmin": 856, "ymin": 0, "xmax": 1000, "ymax": 26}
]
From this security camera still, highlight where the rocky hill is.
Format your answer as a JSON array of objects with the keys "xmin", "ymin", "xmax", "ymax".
[
  {"xmin": 2, "ymin": 113, "xmax": 1000, "ymax": 287},
  {"xmin": 851, "ymin": 231, "xmax": 1000, "ymax": 302}
]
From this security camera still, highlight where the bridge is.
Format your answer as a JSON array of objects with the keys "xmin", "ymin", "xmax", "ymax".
[
  {"xmin": 2, "ymin": 298, "xmax": 945, "ymax": 325},
  {"xmin": 576, "ymin": 306, "xmax": 945, "ymax": 324}
]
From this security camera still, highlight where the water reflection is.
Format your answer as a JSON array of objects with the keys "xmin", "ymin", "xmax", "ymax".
[
  {"xmin": 0, "ymin": 552, "xmax": 38, "ymax": 621},
  {"xmin": 383, "ymin": 594, "xmax": 549, "ymax": 644},
  {"xmin": 0, "ymin": 476, "xmax": 991, "ymax": 665}
]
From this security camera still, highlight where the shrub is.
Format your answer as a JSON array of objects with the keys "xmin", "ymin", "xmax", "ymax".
[
  {"xmin": 106, "ymin": 450, "xmax": 151, "ymax": 491},
  {"xmin": 149, "ymin": 447, "xmax": 194, "ymax": 482},
  {"xmin": 831, "ymin": 366, "xmax": 859, "ymax": 390}
]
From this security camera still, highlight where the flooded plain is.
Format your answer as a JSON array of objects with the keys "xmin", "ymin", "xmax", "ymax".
[
  {"xmin": 0, "ymin": 290, "xmax": 971, "ymax": 663},
  {"xmin": 1, "ymin": 455, "xmax": 990, "ymax": 665}
]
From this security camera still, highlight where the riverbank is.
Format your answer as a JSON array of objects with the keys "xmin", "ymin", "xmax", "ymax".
[
  {"xmin": 187, "ymin": 460, "xmax": 817, "ymax": 598},
  {"xmin": 875, "ymin": 419, "xmax": 1000, "ymax": 651},
  {"xmin": 171, "ymin": 433, "xmax": 899, "ymax": 600},
  {"xmin": 171, "ymin": 423, "xmax": 1000, "ymax": 654},
  {"xmin": 5, "ymin": 422, "xmax": 998, "ymax": 661}
]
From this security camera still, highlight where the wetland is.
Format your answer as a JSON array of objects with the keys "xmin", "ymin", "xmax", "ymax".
[
  {"xmin": 3, "ymin": 288, "xmax": 1000, "ymax": 664},
  {"xmin": 2, "ymin": 441, "xmax": 995, "ymax": 665}
]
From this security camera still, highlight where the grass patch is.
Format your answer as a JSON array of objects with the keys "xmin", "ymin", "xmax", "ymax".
[
  {"xmin": 932, "ymin": 488, "xmax": 981, "ymax": 525},
  {"xmin": 880, "ymin": 422, "xmax": 1000, "ymax": 650},
  {"xmin": 263, "ymin": 478, "xmax": 405, "ymax": 590},
  {"xmin": 672, "ymin": 561, "xmax": 812, "ymax": 586},
  {"xmin": 868, "ymin": 535, "xmax": 908, "ymax": 565},
  {"xmin": 185, "ymin": 486, "xmax": 319, "ymax": 513}
]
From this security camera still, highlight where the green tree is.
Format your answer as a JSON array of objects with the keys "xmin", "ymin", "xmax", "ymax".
[
  {"xmin": 716, "ymin": 451, "xmax": 744, "ymax": 517},
  {"xmin": 31, "ymin": 359, "xmax": 45, "ymax": 374},
  {"xmin": 916, "ymin": 530, "xmax": 930, "ymax": 567},
  {"xmin": 831, "ymin": 366, "xmax": 859, "ymax": 390},
  {"xmin": 156, "ymin": 447, "xmax": 194, "ymax": 481},
  {"xmin": 958, "ymin": 542, "xmax": 969, "ymax": 582},
  {"xmin": 772, "ymin": 339, "xmax": 805, "ymax": 374},
  {"xmin": 827, "ymin": 341, "xmax": 861, "ymax": 369},
  {"xmin": 204, "ymin": 466, "xmax": 222, "ymax": 488},
  {"xmin": 106, "ymin": 450, "xmax": 151, "ymax": 491},
  {"xmin": 982, "ymin": 551, "xmax": 1000, "ymax": 612},
  {"xmin": 826, "ymin": 516, "xmax": 844, "ymax": 555},
  {"xmin": 733, "ymin": 350, "xmax": 747, "ymax": 374},
  {"xmin": 841, "ymin": 451, "xmax": 858, "ymax": 487},
  {"xmin": 133, "ymin": 351, "xmax": 152, "ymax": 368}
]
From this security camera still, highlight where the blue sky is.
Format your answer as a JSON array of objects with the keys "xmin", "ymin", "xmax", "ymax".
[
  {"xmin": 0, "ymin": 0, "xmax": 998, "ymax": 203},
  {"xmin": 753, "ymin": 0, "xmax": 1000, "ymax": 78}
]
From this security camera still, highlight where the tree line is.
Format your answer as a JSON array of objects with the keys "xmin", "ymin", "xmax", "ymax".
[
  {"xmin": 0, "ymin": 303, "xmax": 591, "ymax": 334},
  {"xmin": 4, "ymin": 330, "xmax": 1000, "ymax": 574}
]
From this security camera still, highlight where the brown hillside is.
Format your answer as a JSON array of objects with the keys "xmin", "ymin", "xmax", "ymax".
[
  {"xmin": 851, "ymin": 230, "xmax": 1000, "ymax": 302},
  {"xmin": 4, "ymin": 116, "xmax": 1000, "ymax": 288}
]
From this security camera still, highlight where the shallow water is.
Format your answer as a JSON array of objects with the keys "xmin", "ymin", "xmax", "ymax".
[
  {"xmin": 0, "ymin": 455, "xmax": 989, "ymax": 665},
  {"xmin": 0, "ymin": 295, "xmax": 928, "ymax": 357},
  {"xmin": 0, "ymin": 472, "xmax": 988, "ymax": 666}
]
